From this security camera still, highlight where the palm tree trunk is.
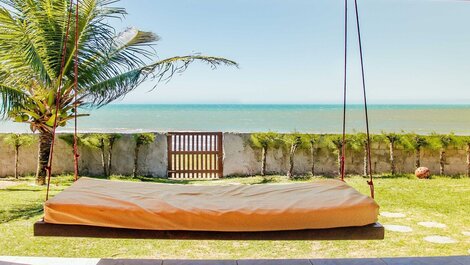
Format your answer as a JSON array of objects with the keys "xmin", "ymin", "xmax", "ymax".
[
  {"xmin": 107, "ymin": 145, "xmax": 113, "ymax": 176},
  {"xmin": 310, "ymin": 146, "xmax": 315, "ymax": 176},
  {"xmin": 100, "ymin": 145, "xmax": 108, "ymax": 177},
  {"xmin": 107, "ymin": 138, "xmax": 117, "ymax": 176},
  {"xmin": 261, "ymin": 146, "xmax": 267, "ymax": 176},
  {"xmin": 415, "ymin": 147, "xmax": 421, "ymax": 169},
  {"xmin": 36, "ymin": 130, "xmax": 53, "ymax": 185},
  {"xmin": 287, "ymin": 143, "xmax": 299, "ymax": 178},
  {"xmin": 14, "ymin": 146, "xmax": 19, "ymax": 179},
  {"xmin": 439, "ymin": 149, "xmax": 445, "ymax": 175},
  {"xmin": 389, "ymin": 142, "xmax": 396, "ymax": 175},
  {"xmin": 133, "ymin": 145, "xmax": 140, "ymax": 178}
]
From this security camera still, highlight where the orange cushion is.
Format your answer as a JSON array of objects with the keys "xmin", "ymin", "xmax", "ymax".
[{"xmin": 44, "ymin": 177, "xmax": 379, "ymax": 231}]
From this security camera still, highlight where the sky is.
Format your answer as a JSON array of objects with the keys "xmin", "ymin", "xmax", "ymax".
[{"xmin": 110, "ymin": 0, "xmax": 470, "ymax": 104}]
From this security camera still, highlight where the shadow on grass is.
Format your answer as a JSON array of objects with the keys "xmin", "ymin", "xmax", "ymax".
[
  {"xmin": 371, "ymin": 174, "xmax": 417, "ymax": 179},
  {"xmin": 1, "ymin": 203, "xmax": 43, "ymax": 223},
  {"xmin": 109, "ymin": 175, "xmax": 192, "ymax": 184},
  {"xmin": 0, "ymin": 188, "xmax": 42, "ymax": 193}
]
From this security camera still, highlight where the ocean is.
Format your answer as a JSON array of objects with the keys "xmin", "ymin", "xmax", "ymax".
[{"xmin": 1, "ymin": 104, "xmax": 470, "ymax": 134}]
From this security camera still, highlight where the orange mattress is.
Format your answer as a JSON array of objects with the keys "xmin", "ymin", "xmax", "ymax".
[{"xmin": 44, "ymin": 177, "xmax": 379, "ymax": 231}]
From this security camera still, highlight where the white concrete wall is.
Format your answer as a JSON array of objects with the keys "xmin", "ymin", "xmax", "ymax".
[{"xmin": 0, "ymin": 132, "xmax": 468, "ymax": 177}]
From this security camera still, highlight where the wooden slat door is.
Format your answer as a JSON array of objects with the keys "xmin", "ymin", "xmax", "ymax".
[{"xmin": 167, "ymin": 132, "xmax": 223, "ymax": 179}]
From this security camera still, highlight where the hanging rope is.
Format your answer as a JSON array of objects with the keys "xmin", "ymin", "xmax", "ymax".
[
  {"xmin": 341, "ymin": 0, "xmax": 374, "ymax": 198},
  {"xmin": 353, "ymin": 0, "xmax": 374, "ymax": 199},
  {"xmin": 73, "ymin": 0, "xmax": 80, "ymax": 181},
  {"xmin": 340, "ymin": 0, "xmax": 348, "ymax": 182},
  {"xmin": 45, "ymin": 0, "xmax": 76, "ymax": 201}
]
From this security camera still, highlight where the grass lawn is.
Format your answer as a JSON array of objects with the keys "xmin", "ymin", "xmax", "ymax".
[{"xmin": 0, "ymin": 175, "xmax": 469, "ymax": 259}]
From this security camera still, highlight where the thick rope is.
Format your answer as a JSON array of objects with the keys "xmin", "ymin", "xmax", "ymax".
[
  {"xmin": 340, "ymin": 0, "xmax": 348, "ymax": 182},
  {"xmin": 353, "ymin": 0, "xmax": 374, "ymax": 199},
  {"xmin": 73, "ymin": 0, "xmax": 80, "ymax": 181},
  {"xmin": 45, "ymin": 0, "xmax": 74, "ymax": 201}
]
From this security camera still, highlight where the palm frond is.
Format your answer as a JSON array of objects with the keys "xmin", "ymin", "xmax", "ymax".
[
  {"xmin": 0, "ymin": 83, "xmax": 28, "ymax": 119},
  {"xmin": 143, "ymin": 55, "xmax": 239, "ymax": 88},
  {"xmin": 83, "ymin": 55, "xmax": 238, "ymax": 107}
]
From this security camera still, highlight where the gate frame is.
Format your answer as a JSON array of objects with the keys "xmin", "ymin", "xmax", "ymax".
[{"xmin": 167, "ymin": 132, "xmax": 223, "ymax": 179}]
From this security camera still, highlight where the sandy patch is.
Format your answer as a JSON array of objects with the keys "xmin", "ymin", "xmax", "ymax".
[
  {"xmin": 383, "ymin": 225, "xmax": 413, "ymax": 233},
  {"xmin": 462, "ymin": 231, "xmax": 470, "ymax": 236},
  {"xmin": 424, "ymin": 235, "xmax": 457, "ymax": 244},
  {"xmin": 418, "ymin": 222, "xmax": 447, "ymax": 228},
  {"xmin": 381, "ymin": 212, "xmax": 406, "ymax": 218}
]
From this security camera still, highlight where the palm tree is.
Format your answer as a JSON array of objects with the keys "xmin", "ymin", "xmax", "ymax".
[
  {"xmin": 429, "ymin": 133, "xmax": 457, "ymax": 175},
  {"xmin": 3, "ymin": 134, "xmax": 35, "ymax": 179},
  {"xmin": 81, "ymin": 134, "xmax": 109, "ymax": 177},
  {"xmin": 59, "ymin": 133, "xmax": 83, "ymax": 175},
  {"xmin": 283, "ymin": 133, "xmax": 304, "ymax": 178},
  {"xmin": 0, "ymin": 0, "xmax": 237, "ymax": 184},
  {"xmin": 382, "ymin": 132, "xmax": 403, "ymax": 175},
  {"xmin": 301, "ymin": 134, "xmax": 324, "ymax": 176},
  {"xmin": 403, "ymin": 133, "xmax": 429, "ymax": 169},
  {"xmin": 459, "ymin": 136, "xmax": 470, "ymax": 177},
  {"xmin": 326, "ymin": 135, "xmax": 346, "ymax": 177},
  {"xmin": 107, "ymin": 133, "xmax": 121, "ymax": 176},
  {"xmin": 350, "ymin": 133, "xmax": 373, "ymax": 176},
  {"xmin": 250, "ymin": 132, "xmax": 283, "ymax": 176},
  {"xmin": 133, "ymin": 133, "xmax": 155, "ymax": 178}
]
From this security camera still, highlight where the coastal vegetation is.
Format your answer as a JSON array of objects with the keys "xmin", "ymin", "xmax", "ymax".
[{"xmin": 0, "ymin": 0, "xmax": 237, "ymax": 185}]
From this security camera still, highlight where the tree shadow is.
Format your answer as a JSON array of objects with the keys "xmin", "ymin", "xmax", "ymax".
[{"xmin": 1, "ymin": 203, "xmax": 43, "ymax": 223}]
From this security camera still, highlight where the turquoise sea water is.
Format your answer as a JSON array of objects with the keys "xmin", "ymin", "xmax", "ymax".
[{"xmin": 1, "ymin": 104, "xmax": 470, "ymax": 134}]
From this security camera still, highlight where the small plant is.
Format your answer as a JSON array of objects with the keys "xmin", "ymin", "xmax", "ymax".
[
  {"xmin": 403, "ymin": 133, "xmax": 429, "ymax": 169},
  {"xmin": 81, "ymin": 134, "xmax": 110, "ymax": 177},
  {"xmin": 133, "ymin": 133, "xmax": 156, "ymax": 178},
  {"xmin": 458, "ymin": 136, "xmax": 470, "ymax": 177},
  {"xmin": 301, "ymin": 134, "xmax": 324, "ymax": 176},
  {"xmin": 59, "ymin": 133, "xmax": 84, "ymax": 176},
  {"xmin": 282, "ymin": 133, "xmax": 304, "ymax": 178},
  {"xmin": 429, "ymin": 133, "xmax": 457, "ymax": 175},
  {"xmin": 326, "ymin": 135, "xmax": 346, "ymax": 177},
  {"xmin": 250, "ymin": 132, "xmax": 283, "ymax": 176},
  {"xmin": 3, "ymin": 134, "xmax": 35, "ymax": 179},
  {"xmin": 350, "ymin": 133, "xmax": 372, "ymax": 176},
  {"xmin": 382, "ymin": 132, "xmax": 403, "ymax": 175},
  {"xmin": 107, "ymin": 134, "xmax": 122, "ymax": 176}
]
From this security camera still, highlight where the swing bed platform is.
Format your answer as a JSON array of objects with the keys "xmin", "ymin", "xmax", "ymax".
[{"xmin": 34, "ymin": 178, "xmax": 384, "ymax": 240}]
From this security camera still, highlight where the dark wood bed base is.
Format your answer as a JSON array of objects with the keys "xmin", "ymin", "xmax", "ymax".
[{"xmin": 34, "ymin": 220, "xmax": 384, "ymax": 240}]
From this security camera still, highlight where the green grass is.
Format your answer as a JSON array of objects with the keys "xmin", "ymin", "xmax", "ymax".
[{"xmin": 0, "ymin": 175, "xmax": 469, "ymax": 259}]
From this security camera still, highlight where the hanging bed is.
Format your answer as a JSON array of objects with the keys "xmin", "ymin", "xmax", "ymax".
[{"xmin": 34, "ymin": 177, "xmax": 383, "ymax": 240}]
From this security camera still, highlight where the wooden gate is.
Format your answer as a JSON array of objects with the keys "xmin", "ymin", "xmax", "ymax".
[{"xmin": 167, "ymin": 132, "xmax": 223, "ymax": 179}]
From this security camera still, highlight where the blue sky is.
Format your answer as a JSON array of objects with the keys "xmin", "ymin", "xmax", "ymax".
[{"xmin": 111, "ymin": 0, "xmax": 470, "ymax": 104}]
